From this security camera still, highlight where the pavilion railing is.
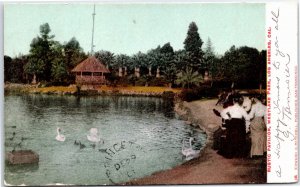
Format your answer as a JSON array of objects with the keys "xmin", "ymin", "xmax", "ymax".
[{"xmin": 75, "ymin": 76, "xmax": 108, "ymax": 85}]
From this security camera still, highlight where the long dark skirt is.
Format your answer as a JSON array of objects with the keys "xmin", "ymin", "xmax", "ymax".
[{"xmin": 218, "ymin": 118, "xmax": 247, "ymax": 158}]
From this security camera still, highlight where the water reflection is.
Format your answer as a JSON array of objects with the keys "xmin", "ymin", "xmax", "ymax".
[
  {"xmin": 5, "ymin": 162, "xmax": 39, "ymax": 173},
  {"xmin": 20, "ymin": 95, "xmax": 175, "ymax": 118}
]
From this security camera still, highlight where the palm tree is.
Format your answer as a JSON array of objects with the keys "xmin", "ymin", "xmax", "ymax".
[
  {"xmin": 175, "ymin": 67, "xmax": 204, "ymax": 89},
  {"xmin": 115, "ymin": 54, "xmax": 130, "ymax": 77},
  {"xmin": 131, "ymin": 52, "xmax": 149, "ymax": 77}
]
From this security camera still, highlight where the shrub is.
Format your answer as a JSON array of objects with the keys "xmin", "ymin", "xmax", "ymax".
[
  {"xmin": 135, "ymin": 77, "xmax": 147, "ymax": 86},
  {"xmin": 116, "ymin": 76, "xmax": 130, "ymax": 87},
  {"xmin": 149, "ymin": 77, "xmax": 168, "ymax": 87},
  {"xmin": 162, "ymin": 91, "xmax": 175, "ymax": 99},
  {"xmin": 179, "ymin": 85, "xmax": 219, "ymax": 102},
  {"xmin": 128, "ymin": 76, "xmax": 138, "ymax": 86}
]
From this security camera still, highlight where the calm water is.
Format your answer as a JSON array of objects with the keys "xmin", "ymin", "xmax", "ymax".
[{"xmin": 4, "ymin": 95, "xmax": 206, "ymax": 185}]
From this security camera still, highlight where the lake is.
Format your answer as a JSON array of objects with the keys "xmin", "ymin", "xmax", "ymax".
[{"xmin": 4, "ymin": 95, "xmax": 206, "ymax": 185}]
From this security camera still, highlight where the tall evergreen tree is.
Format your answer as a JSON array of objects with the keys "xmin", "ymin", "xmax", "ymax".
[
  {"xmin": 25, "ymin": 23, "xmax": 55, "ymax": 82},
  {"xmin": 203, "ymin": 37, "xmax": 217, "ymax": 84},
  {"xmin": 204, "ymin": 38, "xmax": 214, "ymax": 60},
  {"xmin": 183, "ymin": 22, "xmax": 204, "ymax": 71}
]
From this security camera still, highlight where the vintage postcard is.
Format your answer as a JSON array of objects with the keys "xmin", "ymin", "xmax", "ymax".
[{"xmin": 1, "ymin": 0, "xmax": 298, "ymax": 185}]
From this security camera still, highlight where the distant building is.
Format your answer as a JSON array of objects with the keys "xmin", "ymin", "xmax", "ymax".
[{"xmin": 71, "ymin": 56, "xmax": 110, "ymax": 85}]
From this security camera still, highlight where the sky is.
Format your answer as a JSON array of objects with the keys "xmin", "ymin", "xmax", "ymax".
[{"xmin": 4, "ymin": 3, "xmax": 266, "ymax": 57}]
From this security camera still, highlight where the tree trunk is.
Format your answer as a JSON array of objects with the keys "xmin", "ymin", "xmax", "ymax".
[
  {"xmin": 156, "ymin": 67, "xmax": 160, "ymax": 78},
  {"xmin": 148, "ymin": 66, "xmax": 152, "ymax": 76},
  {"xmin": 204, "ymin": 70, "xmax": 209, "ymax": 81},
  {"xmin": 118, "ymin": 67, "xmax": 123, "ymax": 77},
  {"xmin": 136, "ymin": 67, "xmax": 140, "ymax": 78},
  {"xmin": 259, "ymin": 83, "xmax": 262, "ymax": 94},
  {"xmin": 124, "ymin": 67, "xmax": 127, "ymax": 76},
  {"xmin": 32, "ymin": 74, "xmax": 37, "ymax": 84}
]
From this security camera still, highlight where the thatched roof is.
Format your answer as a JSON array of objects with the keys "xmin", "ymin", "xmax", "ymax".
[{"xmin": 72, "ymin": 56, "xmax": 110, "ymax": 73}]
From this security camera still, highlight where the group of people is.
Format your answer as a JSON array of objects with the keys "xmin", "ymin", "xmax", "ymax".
[{"xmin": 214, "ymin": 91, "xmax": 267, "ymax": 159}]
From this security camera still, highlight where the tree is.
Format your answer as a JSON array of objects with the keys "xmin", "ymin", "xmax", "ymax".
[
  {"xmin": 25, "ymin": 23, "xmax": 55, "ymax": 82},
  {"xmin": 220, "ymin": 46, "xmax": 261, "ymax": 88},
  {"xmin": 4, "ymin": 55, "xmax": 12, "ymax": 82},
  {"xmin": 114, "ymin": 54, "xmax": 131, "ymax": 76},
  {"xmin": 162, "ymin": 64, "xmax": 177, "ymax": 87},
  {"xmin": 183, "ymin": 22, "xmax": 204, "ymax": 71},
  {"xmin": 51, "ymin": 42, "xmax": 68, "ymax": 83},
  {"xmin": 64, "ymin": 37, "xmax": 86, "ymax": 69},
  {"xmin": 11, "ymin": 55, "xmax": 28, "ymax": 83},
  {"xmin": 203, "ymin": 37, "xmax": 217, "ymax": 85},
  {"xmin": 4, "ymin": 55, "xmax": 27, "ymax": 83},
  {"xmin": 203, "ymin": 37, "xmax": 215, "ymax": 68},
  {"xmin": 175, "ymin": 67, "xmax": 204, "ymax": 89},
  {"xmin": 147, "ymin": 48, "xmax": 162, "ymax": 75},
  {"xmin": 258, "ymin": 50, "xmax": 267, "ymax": 92},
  {"xmin": 131, "ymin": 51, "xmax": 149, "ymax": 76},
  {"xmin": 94, "ymin": 50, "xmax": 115, "ymax": 70},
  {"xmin": 160, "ymin": 42, "xmax": 174, "ymax": 54},
  {"xmin": 173, "ymin": 50, "xmax": 190, "ymax": 71}
]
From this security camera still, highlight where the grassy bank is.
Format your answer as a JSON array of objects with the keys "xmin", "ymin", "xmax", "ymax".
[{"xmin": 4, "ymin": 83, "xmax": 181, "ymax": 97}]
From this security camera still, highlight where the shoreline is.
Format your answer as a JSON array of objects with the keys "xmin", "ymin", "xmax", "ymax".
[
  {"xmin": 124, "ymin": 99, "xmax": 266, "ymax": 185},
  {"xmin": 4, "ymin": 83, "xmax": 180, "ymax": 98}
]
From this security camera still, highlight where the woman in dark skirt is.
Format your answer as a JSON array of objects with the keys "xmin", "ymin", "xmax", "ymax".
[{"xmin": 218, "ymin": 97, "xmax": 250, "ymax": 158}]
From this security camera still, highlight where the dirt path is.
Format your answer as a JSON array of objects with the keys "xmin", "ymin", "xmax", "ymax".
[{"xmin": 125, "ymin": 99, "xmax": 266, "ymax": 185}]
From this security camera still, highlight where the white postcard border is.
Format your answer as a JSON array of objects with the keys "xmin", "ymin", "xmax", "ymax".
[{"xmin": 266, "ymin": 1, "xmax": 298, "ymax": 183}]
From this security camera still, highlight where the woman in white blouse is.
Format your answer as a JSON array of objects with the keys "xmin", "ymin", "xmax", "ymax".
[
  {"xmin": 218, "ymin": 96, "xmax": 250, "ymax": 158},
  {"xmin": 246, "ymin": 98, "xmax": 267, "ymax": 158}
]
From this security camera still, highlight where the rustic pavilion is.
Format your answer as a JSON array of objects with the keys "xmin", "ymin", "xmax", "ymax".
[{"xmin": 71, "ymin": 56, "xmax": 110, "ymax": 85}]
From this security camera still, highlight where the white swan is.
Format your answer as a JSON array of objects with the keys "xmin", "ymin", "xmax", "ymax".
[
  {"xmin": 182, "ymin": 137, "xmax": 200, "ymax": 160},
  {"xmin": 87, "ymin": 128, "xmax": 101, "ymax": 143},
  {"xmin": 56, "ymin": 127, "xmax": 65, "ymax": 142}
]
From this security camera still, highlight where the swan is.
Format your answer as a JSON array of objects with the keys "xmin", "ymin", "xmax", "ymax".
[
  {"xmin": 182, "ymin": 137, "xmax": 200, "ymax": 161},
  {"xmin": 56, "ymin": 127, "xmax": 65, "ymax": 142},
  {"xmin": 87, "ymin": 128, "xmax": 101, "ymax": 143}
]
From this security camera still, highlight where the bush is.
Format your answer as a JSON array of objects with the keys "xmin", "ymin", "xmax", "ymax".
[
  {"xmin": 179, "ymin": 86, "xmax": 219, "ymax": 102},
  {"xmin": 128, "ymin": 76, "xmax": 138, "ymax": 86},
  {"xmin": 135, "ymin": 77, "xmax": 147, "ymax": 86},
  {"xmin": 149, "ymin": 77, "xmax": 168, "ymax": 87},
  {"xmin": 116, "ymin": 76, "xmax": 130, "ymax": 87},
  {"xmin": 162, "ymin": 91, "xmax": 175, "ymax": 99}
]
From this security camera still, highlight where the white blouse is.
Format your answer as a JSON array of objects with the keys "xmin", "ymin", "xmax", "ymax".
[
  {"xmin": 248, "ymin": 100, "xmax": 266, "ymax": 119},
  {"xmin": 220, "ymin": 103, "xmax": 250, "ymax": 121}
]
